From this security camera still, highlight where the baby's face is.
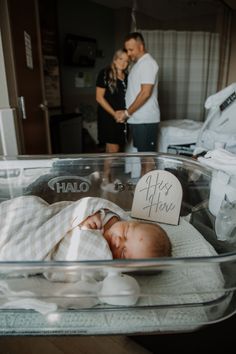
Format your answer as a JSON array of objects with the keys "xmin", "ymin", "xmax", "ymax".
[{"xmin": 103, "ymin": 221, "xmax": 159, "ymax": 259}]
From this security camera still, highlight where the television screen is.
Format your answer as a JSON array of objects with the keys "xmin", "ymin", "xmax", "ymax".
[{"xmin": 64, "ymin": 34, "xmax": 97, "ymax": 67}]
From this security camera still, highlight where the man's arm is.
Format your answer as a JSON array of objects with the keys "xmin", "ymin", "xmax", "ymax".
[
  {"xmin": 115, "ymin": 83, "xmax": 154, "ymax": 123},
  {"xmin": 127, "ymin": 83, "xmax": 154, "ymax": 116}
]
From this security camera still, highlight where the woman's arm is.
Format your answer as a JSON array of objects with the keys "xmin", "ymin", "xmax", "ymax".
[{"xmin": 96, "ymin": 87, "xmax": 116, "ymax": 118}]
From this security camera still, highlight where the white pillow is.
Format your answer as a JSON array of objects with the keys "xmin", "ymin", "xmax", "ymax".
[
  {"xmin": 161, "ymin": 217, "xmax": 218, "ymax": 258},
  {"xmin": 136, "ymin": 217, "xmax": 225, "ymax": 307}
]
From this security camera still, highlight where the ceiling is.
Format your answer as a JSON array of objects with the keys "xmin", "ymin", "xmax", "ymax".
[
  {"xmin": 91, "ymin": 0, "xmax": 236, "ymax": 19},
  {"xmin": 224, "ymin": 0, "xmax": 236, "ymax": 9}
]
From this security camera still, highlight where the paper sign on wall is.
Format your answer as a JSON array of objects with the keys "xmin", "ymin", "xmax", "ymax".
[
  {"xmin": 24, "ymin": 31, "xmax": 33, "ymax": 70},
  {"xmin": 131, "ymin": 170, "xmax": 183, "ymax": 225}
]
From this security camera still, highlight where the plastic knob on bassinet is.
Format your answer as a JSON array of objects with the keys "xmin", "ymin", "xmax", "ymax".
[
  {"xmin": 215, "ymin": 199, "xmax": 236, "ymax": 242},
  {"xmin": 98, "ymin": 273, "xmax": 140, "ymax": 306}
]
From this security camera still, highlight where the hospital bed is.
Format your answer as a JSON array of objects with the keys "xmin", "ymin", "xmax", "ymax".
[
  {"xmin": 0, "ymin": 153, "xmax": 235, "ymax": 336},
  {"xmin": 158, "ymin": 82, "xmax": 236, "ymax": 156},
  {"xmin": 158, "ymin": 119, "xmax": 203, "ymax": 155}
]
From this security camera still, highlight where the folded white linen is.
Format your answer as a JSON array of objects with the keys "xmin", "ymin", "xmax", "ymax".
[
  {"xmin": 203, "ymin": 148, "xmax": 236, "ymax": 164},
  {"xmin": 198, "ymin": 148, "xmax": 236, "ymax": 174},
  {"xmin": 158, "ymin": 119, "xmax": 203, "ymax": 153},
  {"xmin": 196, "ymin": 129, "xmax": 236, "ymax": 156},
  {"xmin": 204, "ymin": 83, "xmax": 236, "ymax": 109},
  {"xmin": 0, "ymin": 279, "xmax": 57, "ymax": 314},
  {"xmin": 0, "ymin": 274, "xmax": 141, "ymax": 314},
  {"xmin": 0, "ymin": 277, "xmax": 100, "ymax": 314}
]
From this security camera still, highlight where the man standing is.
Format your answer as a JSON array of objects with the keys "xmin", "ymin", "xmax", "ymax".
[{"xmin": 115, "ymin": 32, "xmax": 160, "ymax": 175}]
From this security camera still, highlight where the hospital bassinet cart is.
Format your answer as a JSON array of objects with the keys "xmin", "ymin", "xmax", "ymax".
[{"xmin": 0, "ymin": 153, "xmax": 235, "ymax": 335}]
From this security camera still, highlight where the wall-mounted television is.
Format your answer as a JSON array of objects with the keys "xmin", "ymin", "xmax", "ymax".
[{"xmin": 64, "ymin": 34, "xmax": 97, "ymax": 67}]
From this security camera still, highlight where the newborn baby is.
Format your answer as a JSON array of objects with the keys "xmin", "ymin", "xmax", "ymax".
[
  {"xmin": 0, "ymin": 195, "xmax": 171, "ymax": 263},
  {"xmin": 79, "ymin": 209, "xmax": 172, "ymax": 259}
]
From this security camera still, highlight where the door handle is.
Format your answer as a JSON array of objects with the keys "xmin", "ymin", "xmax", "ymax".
[
  {"xmin": 18, "ymin": 96, "xmax": 27, "ymax": 119},
  {"xmin": 39, "ymin": 102, "xmax": 48, "ymax": 111}
]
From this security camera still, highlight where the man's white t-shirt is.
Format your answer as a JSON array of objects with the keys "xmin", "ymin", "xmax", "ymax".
[{"xmin": 126, "ymin": 53, "xmax": 160, "ymax": 124}]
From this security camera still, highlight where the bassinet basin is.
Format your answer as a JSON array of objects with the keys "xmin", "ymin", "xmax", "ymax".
[{"xmin": 0, "ymin": 153, "xmax": 235, "ymax": 336}]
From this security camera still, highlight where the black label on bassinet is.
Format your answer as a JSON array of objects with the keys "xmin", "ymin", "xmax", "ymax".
[{"xmin": 131, "ymin": 170, "xmax": 183, "ymax": 225}]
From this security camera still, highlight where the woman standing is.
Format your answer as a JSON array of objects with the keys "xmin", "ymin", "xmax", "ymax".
[{"xmin": 96, "ymin": 49, "xmax": 129, "ymax": 190}]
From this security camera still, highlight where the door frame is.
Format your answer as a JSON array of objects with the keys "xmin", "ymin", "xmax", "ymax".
[
  {"xmin": 0, "ymin": 0, "xmax": 52, "ymax": 154},
  {"xmin": 0, "ymin": 0, "xmax": 22, "ymax": 153}
]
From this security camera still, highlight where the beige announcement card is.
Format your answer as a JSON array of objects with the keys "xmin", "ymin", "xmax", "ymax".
[{"xmin": 131, "ymin": 170, "xmax": 183, "ymax": 225}]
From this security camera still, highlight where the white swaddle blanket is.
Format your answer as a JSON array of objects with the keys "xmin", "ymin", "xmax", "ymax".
[{"xmin": 0, "ymin": 195, "xmax": 130, "ymax": 262}]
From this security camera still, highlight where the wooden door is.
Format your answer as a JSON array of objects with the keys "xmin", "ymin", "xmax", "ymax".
[{"xmin": 3, "ymin": 0, "xmax": 51, "ymax": 154}]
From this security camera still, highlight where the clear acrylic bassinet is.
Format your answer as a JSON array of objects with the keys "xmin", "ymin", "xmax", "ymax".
[{"xmin": 0, "ymin": 153, "xmax": 235, "ymax": 335}]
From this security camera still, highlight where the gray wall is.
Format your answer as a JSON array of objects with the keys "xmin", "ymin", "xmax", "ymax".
[
  {"xmin": 57, "ymin": 0, "xmax": 230, "ymax": 118},
  {"xmin": 57, "ymin": 0, "xmax": 116, "ymax": 115}
]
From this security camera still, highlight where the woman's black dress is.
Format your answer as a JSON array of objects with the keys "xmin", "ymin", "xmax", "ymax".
[{"xmin": 96, "ymin": 68, "xmax": 127, "ymax": 145}]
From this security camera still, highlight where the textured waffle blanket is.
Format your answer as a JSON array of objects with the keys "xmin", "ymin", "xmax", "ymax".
[{"xmin": 0, "ymin": 196, "xmax": 129, "ymax": 262}]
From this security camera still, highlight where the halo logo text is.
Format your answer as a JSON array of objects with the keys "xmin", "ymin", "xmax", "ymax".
[{"xmin": 48, "ymin": 176, "xmax": 91, "ymax": 193}]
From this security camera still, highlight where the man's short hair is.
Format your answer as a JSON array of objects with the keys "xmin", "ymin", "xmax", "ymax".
[{"xmin": 124, "ymin": 32, "xmax": 145, "ymax": 45}]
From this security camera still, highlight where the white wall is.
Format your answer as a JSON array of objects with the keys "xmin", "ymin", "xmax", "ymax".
[
  {"xmin": 0, "ymin": 28, "xmax": 9, "ymax": 109},
  {"xmin": 57, "ymin": 0, "xmax": 116, "ymax": 114}
]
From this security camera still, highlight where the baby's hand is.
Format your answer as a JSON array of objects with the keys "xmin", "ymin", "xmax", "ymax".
[{"xmin": 79, "ymin": 211, "xmax": 103, "ymax": 231}]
